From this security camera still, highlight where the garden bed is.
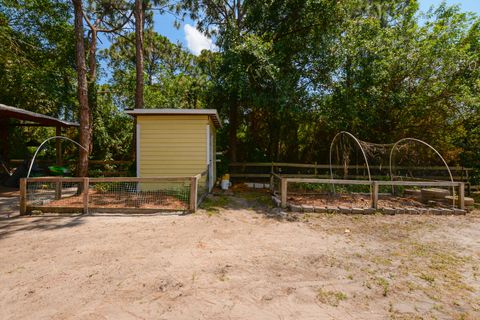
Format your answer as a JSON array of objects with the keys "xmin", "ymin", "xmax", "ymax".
[
  {"xmin": 31, "ymin": 190, "xmax": 187, "ymax": 210},
  {"xmin": 271, "ymin": 193, "xmax": 467, "ymax": 215},
  {"xmin": 288, "ymin": 193, "xmax": 433, "ymax": 209}
]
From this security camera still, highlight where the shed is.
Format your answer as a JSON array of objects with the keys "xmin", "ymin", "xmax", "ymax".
[{"xmin": 126, "ymin": 109, "xmax": 222, "ymax": 191}]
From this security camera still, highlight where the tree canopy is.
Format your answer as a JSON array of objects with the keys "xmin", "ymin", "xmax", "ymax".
[{"xmin": 0, "ymin": 0, "xmax": 478, "ymax": 176}]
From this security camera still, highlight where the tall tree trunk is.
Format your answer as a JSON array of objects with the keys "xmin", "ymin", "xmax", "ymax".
[
  {"xmin": 134, "ymin": 0, "xmax": 144, "ymax": 109},
  {"xmin": 73, "ymin": 0, "xmax": 90, "ymax": 177},
  {"xmin": 88, "ymin": 29, "xmax": 97, "ymax": 82},
  {"xmin": 132, "ymin": 0, "xmax": 144, "ymax": 165},
  {"xmin": 87, "ymin": 29, "xmax": 97, "ymax": 154},
  {"xmin": 228, "ymin": 101, "xmax": 238, "ymax": 162}
]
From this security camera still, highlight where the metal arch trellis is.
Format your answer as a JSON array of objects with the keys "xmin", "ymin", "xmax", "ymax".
[
  {"xmin": 27, "ymin": 136, "xmax": 88, "ymax": 178},
  {"xmin": 388, "ymin": 138, "xmax": 454, "ymax": 184},
  {"xmin": 389, "ymin": 137, "xmax": 455, "ymax": 205},
  {"xmin": 328, "ymin": 132, "xmax": 456, "ymax": 201},
  {"xmin": 329, "ymin": 131, "xmax": 373, "ymax": 182}
]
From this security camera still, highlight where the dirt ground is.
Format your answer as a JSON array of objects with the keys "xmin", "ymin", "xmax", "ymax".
[
  {"xmin": 0, "ymin": 186, "xmax": 19, "ymax": 218},
  {"xmin": 1, "ymin": 191, "xmax": 479, "ymax": 320}
]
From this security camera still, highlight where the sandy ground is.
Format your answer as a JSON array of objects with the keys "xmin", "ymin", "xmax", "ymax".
[
  {"xmin": 0, "ymin": 186, "xmax": 19, "ymax": 218},
  {"xmin": 1, "ymin": 192, "xmax": 479, "ymax": 320}
]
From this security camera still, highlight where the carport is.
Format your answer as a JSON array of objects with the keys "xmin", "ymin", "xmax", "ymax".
[
  {"xmin": 0, "ymin": 103, "xmax": 79, "ymax": 169},
  {"xmin": 0, "ymin": 104, "xmax": 79, "ymax": 216}
]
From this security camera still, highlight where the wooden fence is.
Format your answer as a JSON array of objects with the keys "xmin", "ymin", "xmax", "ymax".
[
  {"xmin": 19, "ymin": 174, "xmax": 205, "ymax": 215},
  {"xmin": 11, "ymin": 159, "xmax": 133, "ymax": 177},
  {"xmin": 272, "ymin": 173, "xmax": 466, "ymax": 210},
  {"xmin": 230, "ymin": 162, "xmax": 476, "ymax": 192}
]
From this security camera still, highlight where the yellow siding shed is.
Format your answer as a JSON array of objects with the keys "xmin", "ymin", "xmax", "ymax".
[{"xmin": 126, "ymin": 109, "xmax": 221, "ymax": 191}]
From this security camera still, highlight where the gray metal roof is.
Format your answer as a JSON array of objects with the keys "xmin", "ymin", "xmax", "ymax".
[
  {"xmin": 0, "ymin": 104, "xmax": 79, "ymax": 127},
  {"xmin": 126, "ymin": 108, "xmax": 222, "ymax": 128}
]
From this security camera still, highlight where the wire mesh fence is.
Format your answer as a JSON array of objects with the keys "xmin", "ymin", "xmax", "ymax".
[
  {"xmin": 197, "ymin": 169, "xmax": 209, "ymax": 205},
  {"xmin": 88, "ymin": 179, "xmax": 191, "ymax": 211},
  {"xmin": 21, "ymin": 175, "xmax": 205, "ymax": 214},
  {"xmin": 26, "ymin": 179, "xmax": 84, "ymax": 209},
  {"xmin": 271, "ymin": 174, "xmax": 282, "ymax": 196}
]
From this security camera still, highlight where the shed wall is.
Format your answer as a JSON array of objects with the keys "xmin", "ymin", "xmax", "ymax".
[
  {"xmin": 137, "ymin": 115, "xmax": 213, "ymax": 178},
  {"xmin": 209, "ymin": 117, "xmax": 217, "ymax": 184}
]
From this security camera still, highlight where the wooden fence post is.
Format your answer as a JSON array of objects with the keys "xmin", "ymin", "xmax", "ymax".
[
  {"xmin": 55, "ymin": 182, "xmax": 62, "ymax": 200},
  {"xmin": 83, "ymin": 178, "xmax": 89, "ymax": 214},
  {"xmin": 371, "ymin": 181, "xmax": 378, "ymax": 209},
  {"xmin": 19, "ymin": 178, "xmax": 27, "ymax": 215},
  {"xmin": 190, "ymin": 176, "xmax": 198, "ymax": 212},
  {"xmin": 281, "ymin": 178, "xmax": 287, "ymax": 208},
  {"xmin": 270, "ymin": 162, "xmax": 274, "ymax": 191},
  {"xmin": 314, "ymin": 161, "xmax": 317, "ymax": 176},
  {"xmin": 459, "ymin": 182, "xmax": 465, "ymax": 210}
]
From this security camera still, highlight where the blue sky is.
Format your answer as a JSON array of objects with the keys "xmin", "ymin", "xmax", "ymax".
[
  {"xmin": 419, "ymin": 0, "xmax": 479, "ymax": 14},
  {"xmin": 161, "ymin": 1, "xmax": 480, "ymax": 55},
  {"xmin": 151, "ymin": 11, "xmax": 192, "ymax": 50},
  {"xmin": 99, "ymin": 1, "xmax": 480, "ymax": 59}
]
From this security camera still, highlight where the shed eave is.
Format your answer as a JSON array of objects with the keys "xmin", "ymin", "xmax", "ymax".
[{"xmin": 125, "ymin": 108, "xmax": 222, "ymax": 128}]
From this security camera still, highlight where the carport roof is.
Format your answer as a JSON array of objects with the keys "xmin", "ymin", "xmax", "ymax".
[{"xmin": 0, "ymin": 104, "xmax": 79, "ymax": 127}]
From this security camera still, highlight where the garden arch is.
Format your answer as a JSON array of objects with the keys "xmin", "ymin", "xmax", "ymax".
[
  {"xmin": 388, "ymin": 137, "xmax": 454, "ymax": 183},
  {"xmin": 329, "ymin": 131, "xmax": 372, "ymax": 181}
]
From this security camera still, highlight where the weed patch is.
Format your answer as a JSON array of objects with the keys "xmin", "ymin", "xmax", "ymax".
[{"xmin": 316, "ymin": 288, "xmax": 347, "ymax": 307}]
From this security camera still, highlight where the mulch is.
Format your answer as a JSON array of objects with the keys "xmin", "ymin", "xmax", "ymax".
[
  {"xmin": 288, "ymin": 193, "xmax": 431, "ymax": 209},
  {"xmin": 38, "ymin": 190, "xmax": 187, "ymax": 210}
]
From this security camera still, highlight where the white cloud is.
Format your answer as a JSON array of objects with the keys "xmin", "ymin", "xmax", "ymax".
[{"xmin": 184, "ymin": 24, "xmax": 217, "ymax": 56}]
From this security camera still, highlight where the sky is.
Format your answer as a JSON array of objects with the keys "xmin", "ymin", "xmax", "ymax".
[
  {"xmin": 157, "ymin": 1, "xmax": 480, "ymax": 56},
  {"xmin": 419, "ymin": 0, "xmax": 479, "ymax": 14},
  {"xmin": 98, "ymin": 1, "xmax": 480, "ymax": 61}
]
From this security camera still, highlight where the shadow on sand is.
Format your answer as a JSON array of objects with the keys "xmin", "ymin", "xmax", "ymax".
[
  {"xmin": 0, "ymin": 189, "xmax": 280, "ymax": 240},
  {"xmin": 0, "ymin": 215, "xmax": 86, "ymax": 240}
]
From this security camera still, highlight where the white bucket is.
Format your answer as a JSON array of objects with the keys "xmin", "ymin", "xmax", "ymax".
[{"xmin": 221, "ymin": 179, "xmax": 231, "ymax": 190}]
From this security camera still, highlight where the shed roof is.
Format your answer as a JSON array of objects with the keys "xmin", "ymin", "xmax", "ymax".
[
  {"xmin": 126, "ymin": 108, "xmax": 222, "ymax": 128},
  {"xmin": 0, "ymin": 104, "xmax": 79, "ymax": 127}
]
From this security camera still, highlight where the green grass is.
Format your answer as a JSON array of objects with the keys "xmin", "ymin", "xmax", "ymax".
[
  {"xmin": 289, "ymin": 182, "xmax": 375, "ymax": 194},
  {"xmin": 419, "ymin": 273, "xmax": 435, "ymax": 285},
  {"xmin": 376, "ymin": 277, "xmax": 390, "ymax": 296},
  {"xmin": 200, "ymin": 195, "xmax": 230, "ymax": 214},
  {"xmin": 471, "ymin": 192, "xmax": 480, "ymax": 206},
  {"xmin": 316, "ymin": 288, "xmax": 347, "ymax": 307},
  {"xmin": 240, "ymin": 191, "xmax": 272, "ymax": 207}
]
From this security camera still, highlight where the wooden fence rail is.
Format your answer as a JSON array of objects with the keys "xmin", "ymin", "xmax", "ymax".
[
  {"xmin": 229, "ymin": 162, "xmax": 473, "ymax": 172},
  {"xmin": 20, "ymin": 175, "xmax": 204, "ymax": 215},
  {"xmin": 10, "ymin": 159, "xmax": 133, "ymax": 177},
  {"xmin": 273, "ymin": 176, "xmax": 465, "ymax": 210},
  {"xmin": 10, "ymin": 159, "xmax": 133, "ymax": 165},
  {"xmin": 231, "ymin": 162, "xmax": 476, "ymax": 193}
]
